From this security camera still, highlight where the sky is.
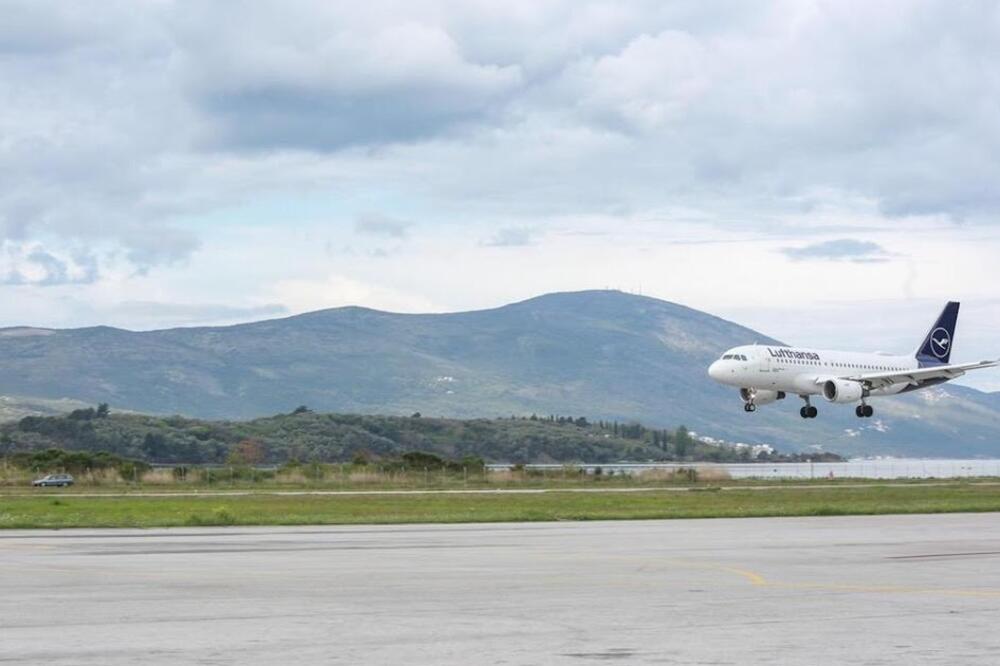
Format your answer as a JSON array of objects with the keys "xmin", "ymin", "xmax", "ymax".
[{"xmin": 2, "ymin": 1, "xmax": 999, "ymax": 390}]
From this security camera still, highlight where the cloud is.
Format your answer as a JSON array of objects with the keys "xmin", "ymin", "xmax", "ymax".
[
  {"xmin": 355, "ymin": 212, "xmax": 412, "ymax": 238},
  {"xmin": 112, "ymin": 301, "xmax": 288, "ymax": 326},
  {"xmin": 0, "ymin": 243, "xmax": 99, "ymax": 286},
  {"xmin": 266, "ymin": 272, "xmax": 442, "ymax": 314},
  {"xmin": 2, "ymin": 0, "xmax": 1000, "ymax": 359},
  {"xmin": 176, "ymin": 9, "xmax": 522, "ymax": 151},
  {"xmin": 781, "ymin": 239, "xmax": 892, "ymax": 263},
  {"xmin": 482, "ymin": 227, "xmax": 535, "ymax": 247},
  {"xmin": 566, "ymin": 30, "xmax": 711, "ymax": 132}
]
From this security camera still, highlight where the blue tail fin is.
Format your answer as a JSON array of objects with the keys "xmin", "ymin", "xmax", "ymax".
[{"xmin": 915, "ymin": 301, "xmax": 959, "ymax": 365}]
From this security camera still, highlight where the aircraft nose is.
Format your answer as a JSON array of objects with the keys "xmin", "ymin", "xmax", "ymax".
[{"xmin": 708, "ymin": 360, "xmax": 722, "ymax": 381}]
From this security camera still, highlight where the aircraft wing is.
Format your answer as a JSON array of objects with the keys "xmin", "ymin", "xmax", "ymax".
[{"xmin": 846, "ymin": 359, "xmax": 1000, "ymax": 391}]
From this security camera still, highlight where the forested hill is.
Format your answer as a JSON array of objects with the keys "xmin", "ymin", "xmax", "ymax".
[{"xmin": 0, "ymin": 408, "xmax": 797, "ymax": 465}]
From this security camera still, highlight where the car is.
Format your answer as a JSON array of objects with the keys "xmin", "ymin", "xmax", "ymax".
[{"xmin": 32, "ymin": 474, "xmax": 74, "ymax": 488}]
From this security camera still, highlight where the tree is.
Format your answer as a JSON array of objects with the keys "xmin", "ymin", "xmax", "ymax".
[
  {"xmin": 291, "ymin": 405, "xmax": 311, "ymax": 415},
  {"xmin": 68, "ymin": 408, "xmax": 96, "ymax": 421},
  {"xmin": 674, "ymin": 425, "xmax": 692, "ymax": 458},
  {"xmin": 142, "ymin": 432, "xmax": 169, "ymax": 460},
  {"xmin": 96, "ymin": 403, "xmax": 110, "ymax": 418},
  {"xmin": 228, "ymin": 438, "xmax": 267, "ymax": 465}
]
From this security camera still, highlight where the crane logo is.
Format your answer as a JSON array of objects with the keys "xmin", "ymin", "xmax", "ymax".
[{"xmin": 930, "ymin": 327, "xmax": 951, "ymax": 359}]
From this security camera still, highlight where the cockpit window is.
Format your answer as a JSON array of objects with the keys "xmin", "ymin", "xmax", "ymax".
[
  {"xmin": 740, "ymin": 355, "xmax": 748, "ymax": 361},
  {"xmin": 722, "ymin": 354, "xmax": 733, "ymax": 360}
]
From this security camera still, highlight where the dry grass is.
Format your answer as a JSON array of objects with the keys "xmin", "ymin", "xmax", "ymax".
[
  {"xmin": 347, "ymin": 471, "xmax": 382, "ymax": 484},
  {"xmin": 695, "ymin": 466, "xmax": 733, "ymax": 482},
  {"xmin": 274, "ymin": 469, "xmax": 310, "ymax": 485},
  {"xmin": 636, "ymin": 466, "xmax": 732, "ymax": 483},
  {"xmin": 488, "ymin": 470, "xmax": 517, "ymax": 483},
  {"xmin": 637, "ymin": 468, "xmax": 684, "ymax": 482},
  {"xmin": 139, "ymin": 469, "xmax": 177, "ymax": 485}
]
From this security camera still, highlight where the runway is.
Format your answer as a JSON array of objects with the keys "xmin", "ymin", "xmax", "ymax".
[{"xmin": 3, "ymin": 514, "xmax": 1000, "ymax": 665}]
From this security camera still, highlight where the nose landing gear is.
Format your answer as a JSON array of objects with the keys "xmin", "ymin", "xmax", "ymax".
[
  {"xmin": 855, "ymin": 403, "xmax": 874, "ymax": 418},
  {"xmin": 744, "ymin": 402, "xmax": 757, "ymax": 413}
]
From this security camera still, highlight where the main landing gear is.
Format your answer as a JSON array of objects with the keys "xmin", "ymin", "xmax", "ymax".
[
  {"xmin": 799, "ymin": 396, "xmax": 818, "ymax": 419},
  {"xmin": 855, "ymin": 403, "xmax": 874, "ymax": 418}
]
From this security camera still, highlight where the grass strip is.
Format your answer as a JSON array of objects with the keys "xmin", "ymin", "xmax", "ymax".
[{"xmin": 3, "ymin": 482, "xmax": 1000, "ymax": 529}]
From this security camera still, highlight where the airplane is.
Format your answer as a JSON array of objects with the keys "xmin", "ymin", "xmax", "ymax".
[{"xmin": 707, "ymin": 302, "xmax": 998, "ymax": 419}]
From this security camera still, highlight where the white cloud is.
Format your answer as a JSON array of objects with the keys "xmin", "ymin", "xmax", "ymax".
[
  {"xmin": 0, "ymin": 242, "xmax": 99, "ymax": 285},
  {"xmin": 482, "ymin": 227, "xmax": 535, "ymax": 247},
  {"xmin": 567, "ymin": 30, "xmax": 711, "ymax": 131},
  {"xmin": 781, "ymin": 239, "xmax": 892, "ymax": 263},
  {"xmin": 112, "ymin": 301, "xmax": 287, "ymax": 325},
  {"xmin": 265, "ymin": 273, "xmax": 443, "ymax": 315},
  {"xmin": 355, "ymin": 213, "xmax": 412, "ymax": 238}
]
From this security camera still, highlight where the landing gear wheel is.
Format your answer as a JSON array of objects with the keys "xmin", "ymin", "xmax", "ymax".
[
  {"xmin": 744, "ymin": 403, "xmax": 756, "ymax": 413},
  {"xmin": 800, "ymin": 406, "xmax": 808, "ymax": 419},
  {"xmin": 863, "ymin": 404, "xmax": 874, "ymax": 418},
  {"xmin": 807, "ymin": 406, "xmax": 818, "ymax": 418},
  {"xmin": 855, "ymin": 405, "xmax": 865, "ymax": 418}
]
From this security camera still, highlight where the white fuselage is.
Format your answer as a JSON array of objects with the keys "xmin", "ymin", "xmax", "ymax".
[{"xmin": 707, "ymin": 345, "xmax": 918, "ymax": 397}]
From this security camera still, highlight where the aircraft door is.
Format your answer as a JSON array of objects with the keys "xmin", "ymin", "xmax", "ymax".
[{"xmin": 759, "ymin": 354, "xmax": 774, "ymax": 386}]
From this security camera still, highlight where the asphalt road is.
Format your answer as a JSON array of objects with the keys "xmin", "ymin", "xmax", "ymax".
[{"xmin": 3, "ymin": 514, "xmax": 1000, "ymax": 665}]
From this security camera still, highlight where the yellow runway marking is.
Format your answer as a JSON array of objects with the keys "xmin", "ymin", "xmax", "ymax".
[
  {"xmin": 771, "ymin": 581, "xmax": 1000, "ymax": 598},
  {"xmin": 666, "ymin": 559, "xmax": 769, "ymax": 586},
  {"xmin": 714, "ymin": 565, "xmax": 768, "ymax": 586},
  {"xmin": 668, "ymin": 558, "xmax": 1000, "ymax": 598}
]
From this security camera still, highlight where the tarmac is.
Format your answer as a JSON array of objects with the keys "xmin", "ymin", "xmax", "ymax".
[{"xmin": 3, "ymin": 513, "xmax": 1000, "ymax": 664}]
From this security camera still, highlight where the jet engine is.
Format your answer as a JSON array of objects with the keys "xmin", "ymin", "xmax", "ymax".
[
  {"xmin": 740, "ymin": 388, "xmax": 786, "ymax": 405},
  {"xmin": 822, "ymin": 379, "xmax": 865, "ymax": 403}
]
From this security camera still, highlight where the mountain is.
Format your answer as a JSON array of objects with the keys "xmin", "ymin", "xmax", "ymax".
[{"xmin": 0, "ymin": 290, "xmax": 998, "ymax": 456}]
